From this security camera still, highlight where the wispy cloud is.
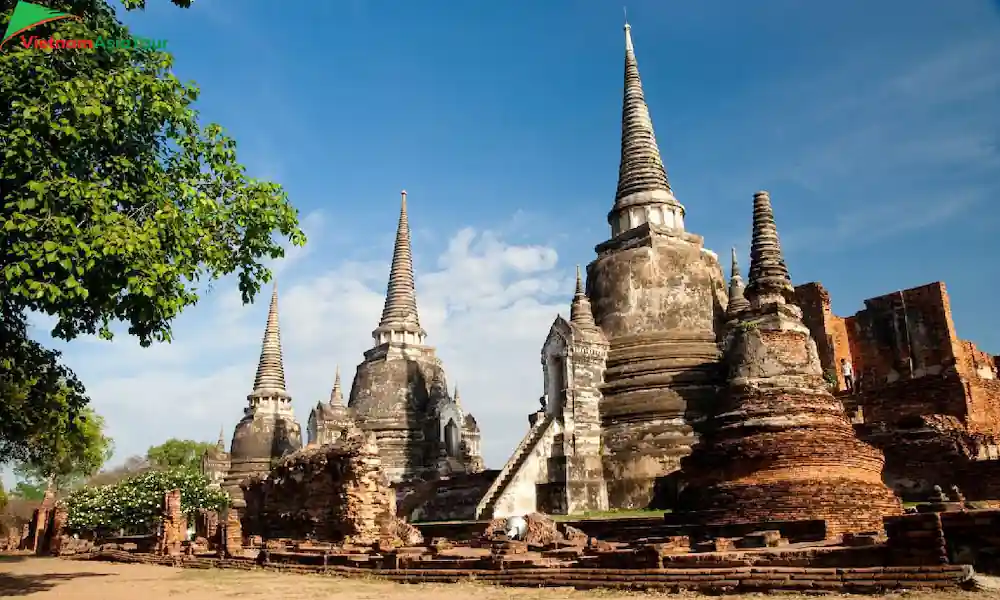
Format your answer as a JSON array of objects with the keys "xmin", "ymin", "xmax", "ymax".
[{"xmin": 780, "ymin": 187, "xmax": 989, "ymax": 254}]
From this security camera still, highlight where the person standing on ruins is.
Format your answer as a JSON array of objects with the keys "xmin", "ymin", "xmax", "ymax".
[{"xmin": 841, "ymin": 358, "xmax": 855, "ymax": 393}]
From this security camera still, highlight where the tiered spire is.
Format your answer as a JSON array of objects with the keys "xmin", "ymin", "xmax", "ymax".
[
  {"xmin": 453, "ymin": 385, "xmax": 462, "ymax": 407},
  {"xmin": 726, "ymin": 247, "xmax": 751, "ymax": 317},
  {"xmin": 216, "ymin": 427, "xmax": 226, "ymax": 450},
  {"xmin": 611, "ymin": 21, "xmax": 682, "ymax": 223},
  {"xmin": 374, "ymin": 191, "xmax": 426, "ymax": 343},
  {"xmin": 250, "ymin": 283, "xmax": 289, "ymax": 397},
  {"xmin": 330, "ymin": 366, "xmax": 344, "ymax": 406},
  {"xmin": 569, "ymin": 265, "xmax": 599, "ymax": 329},
  {"xmin": 745, "ymin": 191, "xmax": 795, "ymax": 306}
]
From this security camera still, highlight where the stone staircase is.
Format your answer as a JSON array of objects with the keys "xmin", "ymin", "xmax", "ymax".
[{"xmin": 475, "ymin": 412, "xmax": 555, "ymax": 519}]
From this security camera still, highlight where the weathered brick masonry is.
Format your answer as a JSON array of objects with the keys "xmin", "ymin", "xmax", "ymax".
[
  {"xmin": 678, "ymin": 192, "xmax": 901, "ymax": 536},
  {"xmin": 795, "ymin": 281, "xmax": 1000, "ymax": 501},
  {"xmin": 240, "ymin": 434, "xmax": 420, "ymax": 546}
]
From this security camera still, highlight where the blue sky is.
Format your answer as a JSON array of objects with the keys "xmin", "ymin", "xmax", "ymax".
[{"xmin": 10, "ymin": 0, "xmax": 1000, "ymax": 481}]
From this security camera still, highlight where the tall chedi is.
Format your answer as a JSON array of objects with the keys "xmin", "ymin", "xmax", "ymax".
[
  {"xmin": 223, "ymin": 284, "xmax": 303, "ymax": 505},
  {"xmin": 586, "ymin": 21, "xmax": 728, "ymax": 508},
  {"xmin": 676, "ymin": 191, "xmax": 902, "ymax": 536},
  {"xmin": 348, "ymin": 191, "xmax": 481, "ymax": 483}
]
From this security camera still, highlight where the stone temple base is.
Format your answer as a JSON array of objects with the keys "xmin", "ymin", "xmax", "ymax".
[{"xmin": 679, "ymin": 475, "xmax": 903, "ymax": 537}]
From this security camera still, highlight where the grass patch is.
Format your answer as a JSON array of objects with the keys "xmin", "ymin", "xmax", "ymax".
[{"xmin": 553, "ymin": 509, "xmax": 665, "ymax": 522}]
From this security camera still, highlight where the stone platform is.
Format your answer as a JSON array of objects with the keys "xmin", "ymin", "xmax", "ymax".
[{"xmin": 69, "ymin": 549, "xmax": 975, "ymax": 594}]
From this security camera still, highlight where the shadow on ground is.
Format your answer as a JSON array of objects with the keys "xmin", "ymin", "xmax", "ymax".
[{"xmin": 0, "ymin": 570, "xmax": 110, "ymax": 596}]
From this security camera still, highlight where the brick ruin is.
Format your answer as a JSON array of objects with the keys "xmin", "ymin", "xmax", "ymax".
[
  {"xmin": 50, "ymin": 503, "xmax": 995, "ymax": 593},
  {"xmin": 677, "ymin": 192, "xmax": 902, "ymax": 536},
  {"xmin": 68, "ymin": 17, "xmax": 986, "ymax": 594},
  {"xmin": 157, "ymin": 489, "xmax": 186, "ymax": 556},
  {"xmin": 198, "ymin": 13, "xmax": 998, "ymax": 529},
  {"xmin": 240, "ymin": 431, "xmax": 421, "ymax": 547},
  {"xmin": 794, "ymin": 280, "xmax": 1000, "ymax": 501},
  {"xmin": 207, "ymin": 194, "xmax": 485, "ymax": 516}
]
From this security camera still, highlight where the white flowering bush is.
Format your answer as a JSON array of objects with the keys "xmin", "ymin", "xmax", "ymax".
[{"xmin": 63, "ymin": 468, "xmax": 228, "ymax": 534}]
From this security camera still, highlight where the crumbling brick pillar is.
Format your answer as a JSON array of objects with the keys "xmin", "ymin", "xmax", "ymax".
[
  {"xmin": 222, "ymin": 508, "xmax": 242, "ymax": 558},
  {"xmin": 29, "ymin": 490, "xmax": 56, "ymax": 554},
  {"xmin": 47, "ymin": 505, "xmax": 68, "ymax": 556},
  {"xmin": 157, "ymin": 489, "xmax": 185, "ymax": 556}
]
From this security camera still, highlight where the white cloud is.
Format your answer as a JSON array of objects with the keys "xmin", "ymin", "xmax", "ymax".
[{"xmin": 36, "ymin": 222, "xmax": 574, "ymax": 473}]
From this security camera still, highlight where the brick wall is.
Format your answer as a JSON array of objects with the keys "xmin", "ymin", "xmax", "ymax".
[
  {"xmin": 849, "ymin": 376, "xmax": 969, "ymax": 425},
  {"xmin": 797, "ymin": 282, "xmax": 958, "ymax": 387},
  {"xmin": 884, "ymin": 512, "xmax": 947, "ymax": 566},
  {"xmin": 240, "ymin": 435, "xmax": 398, "ymax": 545},
  {"xmin": 797, "ymin": 281, "xmax": 1000, "ymax": 436},
  {"xmin": 794, "ymin": 283, "xmax": 851, "ymax": 388}
]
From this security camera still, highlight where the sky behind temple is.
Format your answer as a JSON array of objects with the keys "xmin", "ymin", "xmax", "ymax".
[{"xmin": 14, "ymin": 0, "xmax": 1000, "ymax": 479}]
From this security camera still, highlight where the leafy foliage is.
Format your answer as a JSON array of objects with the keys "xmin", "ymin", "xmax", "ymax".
[
  {"xmin": 11, "ymin": 481, "xmax": 47, "ymax": 501},
  {"xmin": 14, "ymin": 407, "xmax": 113, "ymax": 492},
  {"xmin": 146, "ymin": 438, "xmax": 216, "ymax": 472},
  {"xmin": 0, "ymin": 0, "xmax": 305, "ymax": 464},
  {"xmin": 823, "ymin": 369, "xmax": 840, "ymax": 390},
  {"xmin": 63, "ymin": 468, "xmax": 228, "ymax": 534},
  {"xmin": 0, "ymin": 310, "xmax": 89, "ymax": 464}
]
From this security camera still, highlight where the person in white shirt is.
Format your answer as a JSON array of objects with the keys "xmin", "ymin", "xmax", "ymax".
[{"xmin": 841, "ymin": 358, "xmax": 854, "ymax": 393}]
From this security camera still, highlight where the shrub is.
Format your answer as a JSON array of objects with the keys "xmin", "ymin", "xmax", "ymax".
[{"xmin": 63, "ymin": 468, "xmax": 227, "ymax": 534}]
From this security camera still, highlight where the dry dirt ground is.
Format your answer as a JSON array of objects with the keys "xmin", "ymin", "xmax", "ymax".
[{"xmin": 1, "ymin": 555, "xmax": 998, "ymax": 600}]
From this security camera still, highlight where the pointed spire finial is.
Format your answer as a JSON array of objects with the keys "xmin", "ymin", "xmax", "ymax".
[
  {"xmin": 610, "ymin": 20, "xmax": 683, "ymax": 234},
  {"xmin": 330, "ymin": 366, "xmax": 344, "ymax": 405},
  {"xmin": 217, "ymin": 426, "xmax": 225, "ymax": 450},
  {"xmin": 745, "ymin": 191, "xmax": 794, "ymax": 307},
  {"xmin": 374, "ymin": 190, "xmax": 426, "ymax": 344},
  {"xmin": 250, "ymin": 281, "xmax": 288, "ymax": 397},
  {"xmin": 453, "ymin": 384, "xmax": 461, "ymax": 406},
  {"xmin": 569, "ymin": 266, "xmax": 598, "ymax": 328},
  {"xmin": 624, "ymin": 8, "xmax": 633, "ymax": 49},
  {"xmin": 726, "ymin": 246, "xmax": 750, "ymax": 317}
]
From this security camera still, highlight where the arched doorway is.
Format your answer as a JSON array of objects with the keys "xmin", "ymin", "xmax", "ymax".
[{"xmin": 444, "ymin": 418, "xmax": 460, "ymax": 457}]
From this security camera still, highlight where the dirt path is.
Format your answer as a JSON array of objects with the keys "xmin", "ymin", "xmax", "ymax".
[{"xmin": 0, "ymin": 555, "xmax": 994, "ymax": 599}]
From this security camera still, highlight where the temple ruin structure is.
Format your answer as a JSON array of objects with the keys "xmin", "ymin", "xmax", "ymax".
[
  {"xmin": 676, "ymin": 191, "xmax": 903, "ymax": 535},
  {"xmin": 586, "ymin": 22, "xmax": 728, "ymax": 509},
  {"xmin": 477, "ymin": 268, "xmax": 610, "ymax": 518},
  {"xmin": 221, "ymin": 284, "xmax": 303, "ymax": 505},
  {"xmin": 307, "ymin": 367, "xmax": 358, "ymax": 446},
  {"xmin": 201, "ymin": 429, "xmax": 230, "ymax": 489},
  {"xmin": 794, "ymin": 280, "xmax": 1000, "ymax": 501},
  {"xmin": 197, "ymin": 19, "xmax": 1000, "ymax": 530},
  {"xmin": 481, "ymin": 21, "xmax": 728, "ymax": 515},
  {"xmin": 346, "ymin": 191, "xmax": 482, "ymax": 483}
]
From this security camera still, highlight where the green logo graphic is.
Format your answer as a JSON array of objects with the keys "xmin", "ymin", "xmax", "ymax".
[{"xmin": 1, "ymin": 1, "xmax": 79, "ymax": 48}]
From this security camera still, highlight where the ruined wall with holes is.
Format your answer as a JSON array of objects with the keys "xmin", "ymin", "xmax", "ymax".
[
  {"xmin": 795, "ymin": 281, "xmax": 1000, "ymax": 501},
  {"xmin": 240, "ymin": 434, "xmax": 417, "ymax": 545}
]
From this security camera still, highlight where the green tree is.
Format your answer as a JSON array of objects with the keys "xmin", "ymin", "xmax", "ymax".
[
  {"xmin": 0, "ymin": 0, "xmax": 305, "ymax": 464},
  {"xmin": 13, "ymin": 408, "xmax": 113, "ymax": 493},
  {"xmin": 146, "ymin": 438, "xmax": 215, "ymax": 472}
]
